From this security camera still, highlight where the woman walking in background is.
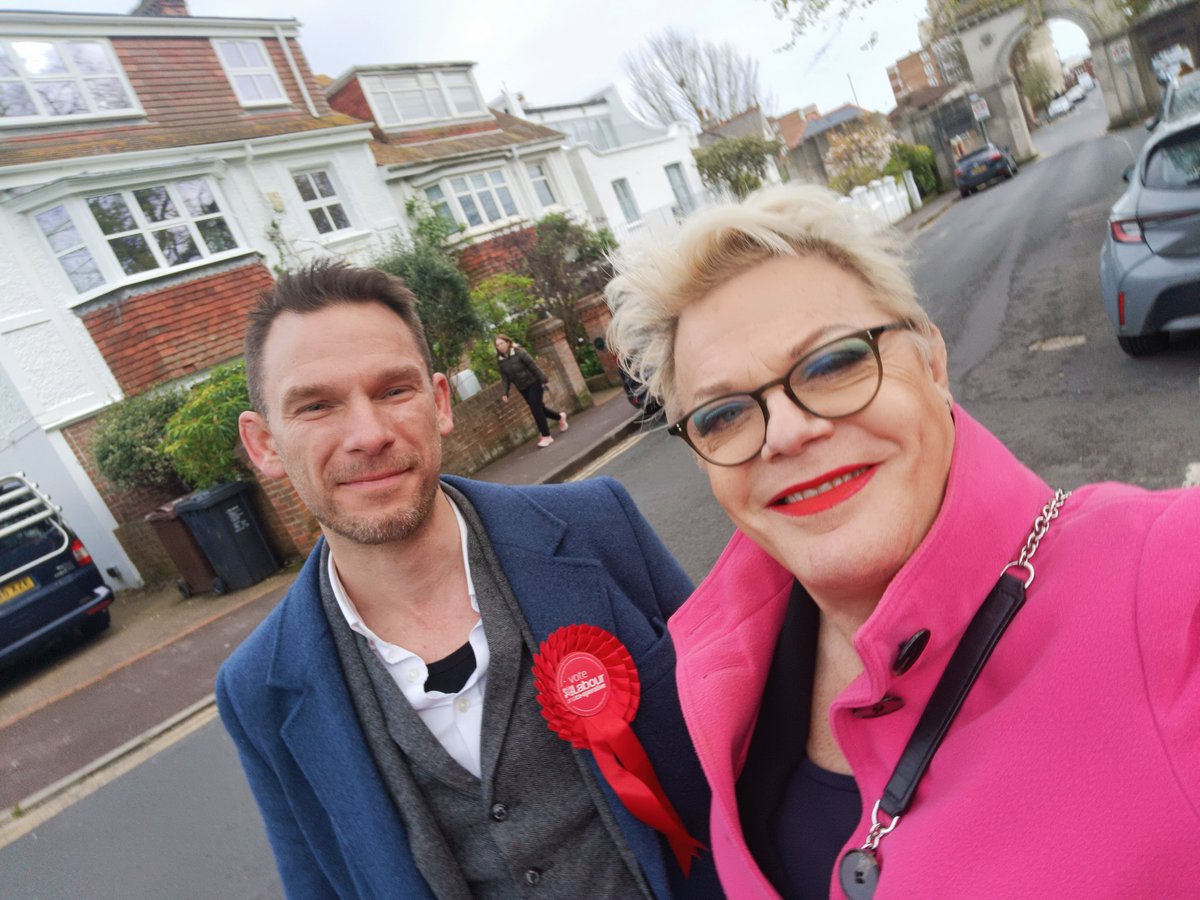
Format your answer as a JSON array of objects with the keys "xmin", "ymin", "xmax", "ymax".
[{"xmin": 496, "ymin": 334, "xmax": 567, "ymax": 448}]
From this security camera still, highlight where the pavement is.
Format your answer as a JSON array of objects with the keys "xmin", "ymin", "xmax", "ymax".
[
  {"xmin": 0, "ymin": 195, "xmax": 947, "ymax": 841},
  {"xmin": 0, "ymin": 386, "xmax": 648, "ymax": 839}
]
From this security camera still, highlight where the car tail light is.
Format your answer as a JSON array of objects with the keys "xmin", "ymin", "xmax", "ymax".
[
  {"xmin": 954, "ymin": 167, "xmax": 964, "ymax": 177},
  {"xmin": 1118, "ymin": 292, "xmax": 1126, "ymax": 326},
  {"xmin": 70, "ymin": 539, "xmax": 93, "ymax": 566},
  {"xmin": 988, "ymin": 152, "xmax": 1001, "ymax": 161},
  {"xmin": 1112, "ymin": 209, "xmax": 1200, "ymax": 244},
  {"xmin": 1110, "ymin": 219, "xmax": 1144, "ymax": 243}
]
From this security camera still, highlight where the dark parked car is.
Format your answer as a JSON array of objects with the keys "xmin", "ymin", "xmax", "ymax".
[
  {"xmin": 620, "ymin": 367, "xmax": 662, "ymax": 420},
  {"xmin": 954, "ymin": 143, "xmax": 1019, "ymax": 197},
  {"xmin": 1100, "ymin": 113, "xmax": 1200, "ymax": 355},
  {"xmin": 0, "ymin": 474, "xmax": 113, "ymax": 666}
]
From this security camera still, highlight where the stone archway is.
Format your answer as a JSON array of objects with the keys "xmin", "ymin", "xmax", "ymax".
[{"xmin": 949, "ymin": 0, "xmax": 1145, "ymax": 160}]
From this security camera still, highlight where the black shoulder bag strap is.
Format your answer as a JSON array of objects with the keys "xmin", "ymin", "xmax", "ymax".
[{"xmin": 838, "ymin": 489, "xmax": 1069, "ymax": 900}]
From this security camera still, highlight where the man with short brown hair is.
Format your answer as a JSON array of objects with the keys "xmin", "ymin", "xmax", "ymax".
[{"xmin": 218, "ymin": 261, "xmax": 717, "ymax": 899}]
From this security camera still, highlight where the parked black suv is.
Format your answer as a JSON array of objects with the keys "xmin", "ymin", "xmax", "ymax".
[{"xmin": 0, "ymin": 474, "xmax": 113, "ymax": 666}]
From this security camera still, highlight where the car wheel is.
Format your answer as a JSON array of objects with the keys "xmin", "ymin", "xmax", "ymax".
[
  {"xmin": 1117, "ymin": 333, "xmax": 1169, "ymax": 356},
  {"xmin": 959, "ymin": 188, "xmax": 969, "ymax": 198},
  {"xmin": 79, "ymin": 609, "xmax": 111, "ymax": 637}
]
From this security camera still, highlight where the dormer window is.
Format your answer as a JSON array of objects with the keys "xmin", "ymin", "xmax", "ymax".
[
  {"xmin": 363, "ymin": 69, "xmax": 484, "ymax": 127},
  {"xmin": 0, "ymin": 38, "xmax": 139, "ymax": 125},
  {"xmin": 213, "ymin": 39, "xmax": 286, "ymax": 107}
]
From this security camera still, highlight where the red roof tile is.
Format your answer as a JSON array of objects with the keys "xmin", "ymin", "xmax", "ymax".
[{"xmin": 369, "ymin": 109, "xmax": 564, "ymax": 167}]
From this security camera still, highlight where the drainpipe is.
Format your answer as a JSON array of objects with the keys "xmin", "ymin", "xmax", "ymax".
[
  {"xmin": 275, "ymin": 25, "xmax": 319, "ymax": 118},
  {"xmin": 509, "ymin": 145, "xmax": 540, "ymax": 224}
]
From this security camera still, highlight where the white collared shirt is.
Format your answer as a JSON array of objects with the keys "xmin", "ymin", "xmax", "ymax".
[{"xmin": 327, "ymin": 497, "xmax": 489, "ymax": 777}]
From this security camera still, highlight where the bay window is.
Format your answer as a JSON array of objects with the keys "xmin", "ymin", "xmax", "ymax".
[
  {"xmin": 33, "ymin": 178, "xmax": 240, "ymax": 294},
  {"xmin": 425, "ymin": 169, "xmax": 519, "ymax": 230}
]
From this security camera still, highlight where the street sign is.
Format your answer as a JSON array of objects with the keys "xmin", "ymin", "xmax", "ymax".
[
  {"xmin": 1110, "ymin": 37, "xmax": 1132, "ymax": 67},
  {"xmin": 971, "ymin": 95, "xmax": 990, "ymax": 121}
]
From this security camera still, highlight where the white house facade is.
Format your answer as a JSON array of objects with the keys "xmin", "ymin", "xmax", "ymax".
[
  {"xmin": 512, "ymin": 86, "xmax": 704, "ymax": 246},
  {"xmin": 325, "ymin": 63, "xmax": 591, "ymax": 280},
  {"xmin": 0, "ymin": 4, "xmax": 404, "ymax": 587}
]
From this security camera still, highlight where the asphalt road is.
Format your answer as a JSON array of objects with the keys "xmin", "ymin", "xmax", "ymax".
[
  {"xmin": 915, "ymin": 90, "xmax": 1199, "ymax": 490},
  {"xmin": 5, "ymin": 88, "xmax": 1198, "ymax": 897}
]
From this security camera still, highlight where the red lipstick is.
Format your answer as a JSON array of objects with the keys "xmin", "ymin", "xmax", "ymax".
[{"xmin": 769, "ymin": 464, "xmax": 876, "ymax": 517}]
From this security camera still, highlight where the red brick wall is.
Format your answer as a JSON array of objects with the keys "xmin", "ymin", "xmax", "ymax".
[
  {"xmin": 79, "ymin": 259, "xmax": 275, "ymax": 395},
  {"xmin": 441, "ymin": 379, "xmax": 571, "ymax": 476},
  {"xmin": 252, "ymin": 471, "xmax": 320, "ymax": 556},
  {"xmin": 61, "ymin": 415, "xmax": 183, "ymax": 525},
  {"xmin": 457, "ymin": 229, "xmax": 536, "ymax": 286},
  {"xmin": 327, "ymin": 77, "xmax": 372, "ymax": 122}
]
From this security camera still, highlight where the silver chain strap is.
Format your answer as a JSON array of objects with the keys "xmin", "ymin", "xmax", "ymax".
[
  {"xmin": 857, "ymin": 489, "xmax": 1072, "ymax": 856},
  {"xmin": 1002, "ymin": 488, "xmax": 1070, "ymax": 589}
]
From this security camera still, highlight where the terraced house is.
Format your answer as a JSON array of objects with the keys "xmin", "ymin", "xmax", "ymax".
[
  {"xmin": 0, "ymin": 0, "xmax": 403, "ymax": 586},
  {"xmin": 324, "ymin": 61, "xmax": 583, "ymax": 283}
]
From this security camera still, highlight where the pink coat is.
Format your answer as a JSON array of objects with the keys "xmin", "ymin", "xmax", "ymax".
[{"xmin": 669, "ymin": 406, "xmax": 1200, "ymax": 898}]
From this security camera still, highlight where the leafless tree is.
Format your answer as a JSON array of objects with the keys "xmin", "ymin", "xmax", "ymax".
[{"xmin": 624, "ymin": 29, "xmax": 766, "ymax": 129}]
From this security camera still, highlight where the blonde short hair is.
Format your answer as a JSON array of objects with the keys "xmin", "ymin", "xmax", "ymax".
[{"xmin": 605, "ymin": 184, "xmax": 933, "ymax": 416}]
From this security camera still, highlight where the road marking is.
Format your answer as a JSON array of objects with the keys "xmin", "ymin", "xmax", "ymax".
[
  {"xmin": 569, "ymin": 432, "xmax": 648, "ymax": 481},
  {"xmin": 1184, "ymin": 464, "xmax": 1200, "ymax": 488},
  {"xmin": 1028, "ymin": 335, "xmax": 1087, "ymax": 352}
]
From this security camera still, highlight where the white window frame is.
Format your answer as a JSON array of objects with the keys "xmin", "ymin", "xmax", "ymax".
[
  {"xmin": 0, "ymin": 37, "xmax": 141, "ymax": 128},
  {"xmin": 212, "ymin": 38, "xmax": 286, "ymax": 108},
  {"xmin": 664, "ymin": 163, "xmax": 695, "ymax": 216},
  {"xmin": 291, "ymin": 167, "xmax": 353, "ymax": 235},
  {"xmin": 31, "ymin": 177, "xmax": 243, "ymax": 297},
  {"xmin": 361, "ymin": 68, "xmax": 486, "ymax": 128},
  {"xmin": 525, "ymin": 160, "xmax": 558, "ymax": 209},
  {"xmin": 424, "ymin": 167, "xmax": 522, "ymax": 232},
  {"xmin": 33, "ymin": 204, "xmax": 104, "ymax": 294},
  {"xmin": 612, "ymin": 178, "xmax": 640, "ymax": 224}
]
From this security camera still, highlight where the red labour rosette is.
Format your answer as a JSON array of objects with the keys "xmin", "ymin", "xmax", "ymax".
[{"xmin": 532, "ymin": 624, "xmax": 705, "ymax": 875}]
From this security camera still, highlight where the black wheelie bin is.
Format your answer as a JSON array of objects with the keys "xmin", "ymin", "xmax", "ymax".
[{"xmin": 175, "ymin": 482, "xmax": 279, "ymax": 593}]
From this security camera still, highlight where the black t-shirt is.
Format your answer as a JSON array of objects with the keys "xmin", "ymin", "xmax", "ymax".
[
  {"xmin": 424, "ymin": 640, "xmax": 476, "ymax": 694},
  {"xmin": 774, "ymin": 756, "xmax": 861, "ymax": 899},
  {"xmin": 736, "ymin": 582, "xmax": 862, "ymax": 900}
]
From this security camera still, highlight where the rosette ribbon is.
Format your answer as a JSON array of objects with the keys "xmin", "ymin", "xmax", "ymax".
[{"xmin": 532, "ymin": 624, "xmax": 705, "ymax": 875}]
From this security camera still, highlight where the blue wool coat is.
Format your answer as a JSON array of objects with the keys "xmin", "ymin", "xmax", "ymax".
[{"xmin": 216, "ymin": 476, "xmax": 720, "ymax": 899}]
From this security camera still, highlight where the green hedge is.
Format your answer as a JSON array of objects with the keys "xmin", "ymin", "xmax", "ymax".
[{"xmin": 92, "ymin": 388, "xmax": 188, "ymax": 492}]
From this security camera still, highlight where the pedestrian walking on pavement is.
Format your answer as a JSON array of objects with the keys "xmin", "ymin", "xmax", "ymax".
[
  {"xmin": 495, "ymin": 334, "xmax": 567, "ymax": 448},
  {"xmin": 220, "ymin": 262, "xmax": 719, "ymax": 900}
]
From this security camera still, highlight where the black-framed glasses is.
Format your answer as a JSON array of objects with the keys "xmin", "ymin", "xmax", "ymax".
[{"xmin": 668, "ymin": 322, "xmax": 910, "ymax": 466}]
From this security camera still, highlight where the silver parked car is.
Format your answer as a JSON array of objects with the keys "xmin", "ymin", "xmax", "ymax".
[
  {"xmin": 1146, "ymin": 70, "xmax": 1200, "ymax": 131},
  {"xmin": 1099, "ymin": 113, "xmax": 1200, "ymax": 355}
]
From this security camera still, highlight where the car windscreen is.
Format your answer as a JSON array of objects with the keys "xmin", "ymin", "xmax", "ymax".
[
  {"xmin": 1144, "ymin": 126, "xmax": 1200, "ymax": 189},
  {"xmin": 1166, "ymin": 78, "xmax": 1200, "ymax": 121}
]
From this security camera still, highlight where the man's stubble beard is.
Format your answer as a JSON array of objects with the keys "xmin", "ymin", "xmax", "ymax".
[{"xmin": 301, "ymin": 453, "xmax": 443, "ymax": 547}]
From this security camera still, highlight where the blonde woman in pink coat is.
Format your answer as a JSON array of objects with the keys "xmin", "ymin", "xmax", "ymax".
[{"xmin": 606, "ymin": 185, "xmax": 1200, "ymax": 899}]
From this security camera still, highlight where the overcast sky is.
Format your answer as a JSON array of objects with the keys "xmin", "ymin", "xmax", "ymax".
[{"xmin": 3, "ymin": 0, "xmax": 1092, "ymax": 119}]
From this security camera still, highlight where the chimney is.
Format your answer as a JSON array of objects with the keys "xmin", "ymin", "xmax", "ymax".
[
  {"xmin": 502, "ymin": 86, "xmax": 525, "ymax": 117},
  {"xmin": 130, "ymin": 0, "xmax": 190, "ymax": 16}
]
